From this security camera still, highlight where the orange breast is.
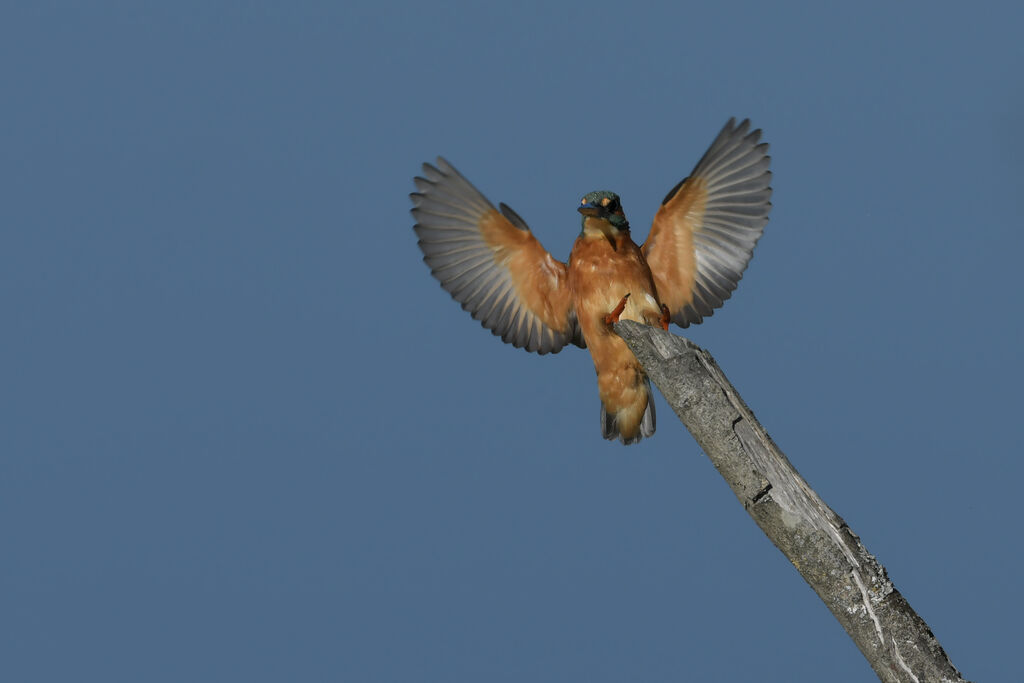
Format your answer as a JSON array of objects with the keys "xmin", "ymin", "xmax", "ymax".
[
  {"xmin": 568, "ymin": 232, "xmax": 663, "ymax": 336},
  {"xmin": 567, "ymin": 231, "xmax": 662, "ymax": 440}
]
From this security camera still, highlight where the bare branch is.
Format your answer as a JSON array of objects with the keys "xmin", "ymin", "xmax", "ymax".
[{"xmin": 614, "ymin": 321, "xmax": 969, "ymax": 683}]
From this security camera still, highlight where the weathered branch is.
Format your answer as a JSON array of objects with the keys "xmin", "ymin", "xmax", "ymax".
[{"xmin": 614, "ymin": 321, "xmax": 969, "ymax": 683}]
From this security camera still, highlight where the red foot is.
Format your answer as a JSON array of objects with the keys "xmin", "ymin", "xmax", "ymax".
[
  {"xmin": 660, "ymin": 304, "xmax": 671, "ymax": 331},
  {"xmin": 604, "ymin": 293, "xmax": 631, "ymax": 325}
]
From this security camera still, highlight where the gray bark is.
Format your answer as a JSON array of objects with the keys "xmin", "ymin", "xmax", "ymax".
[{"xmin": 614, "ymin": 321, "xmax": 969, "ymax": 683}]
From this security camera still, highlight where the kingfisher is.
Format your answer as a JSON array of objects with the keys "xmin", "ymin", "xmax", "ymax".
[{"xmin": 412, "ymin": 118, "xmax": 771, "ymax": 444}]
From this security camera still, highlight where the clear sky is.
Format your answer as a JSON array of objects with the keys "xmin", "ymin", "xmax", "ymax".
[{"xmin": 3, "ymin": 2, "xmax": 1022, "ymax": 681}]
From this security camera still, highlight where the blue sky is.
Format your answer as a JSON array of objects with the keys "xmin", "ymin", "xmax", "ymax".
[{"xmin": 3, "ymin": 2, "xmax": 1022, "ymax": 681}]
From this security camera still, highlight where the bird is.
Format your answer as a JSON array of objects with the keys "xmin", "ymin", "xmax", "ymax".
[{"xmin": 411, "ymin": 118, "xmax": 771, "ymax": 444}]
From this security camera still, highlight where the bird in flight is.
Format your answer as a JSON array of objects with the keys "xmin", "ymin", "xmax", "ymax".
[{"xmin": 412, "ymin": 118, "xmax": 771, "ymax": 444}]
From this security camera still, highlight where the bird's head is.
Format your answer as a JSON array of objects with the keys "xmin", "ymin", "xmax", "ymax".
[{"xmin": 578, "ymin": 191, "xmax": 629, "ymax": 232}]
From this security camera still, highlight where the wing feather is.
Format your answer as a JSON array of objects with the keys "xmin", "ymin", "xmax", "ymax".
[
  {"xmin": 643, "ymin": 118, "xmax": 772, "ymax": 327},
  {"xmin": 412, "ymin": 158, "xmax": 584, "ymax": 354}
]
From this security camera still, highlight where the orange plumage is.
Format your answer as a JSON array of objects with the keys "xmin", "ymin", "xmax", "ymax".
[
  {"xmin": 568, "ymin": 212, "xmax": 664, "ymax": 442},
  {"xmin": 412, "ymin": 119, "xmax": 771, "ymax": 444}
]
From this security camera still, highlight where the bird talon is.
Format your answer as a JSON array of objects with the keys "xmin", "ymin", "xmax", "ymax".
[
  {"xmin": 660, "ymin": 304, "xmax": 670, "ymax": 331},
  {"xmin": 604, "ymin": 293, "xmax": 631, "ymax": 325}
]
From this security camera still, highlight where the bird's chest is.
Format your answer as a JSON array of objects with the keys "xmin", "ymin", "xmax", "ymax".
[{"xmin": 568, "ymin": 236, "xmax": 661, "ymax": 329}]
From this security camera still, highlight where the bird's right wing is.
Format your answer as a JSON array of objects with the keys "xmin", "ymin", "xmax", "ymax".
[{"xmin": 412, "ymin": 158, "xmax": 584, "ymax": 354}]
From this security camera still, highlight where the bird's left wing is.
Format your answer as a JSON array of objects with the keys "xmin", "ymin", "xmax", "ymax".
[
  {"xmin": 412, "ymin": 158, "xmax": 583, "ymax": 354},
  {"xmin": 643, "ymin": 118, "xmax": 772, "ymax": 327}
]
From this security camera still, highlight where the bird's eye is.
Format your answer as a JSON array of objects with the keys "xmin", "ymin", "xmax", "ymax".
[{"xmin": 608, "ymin": 199, "xmax": 619, "ymax": 211}]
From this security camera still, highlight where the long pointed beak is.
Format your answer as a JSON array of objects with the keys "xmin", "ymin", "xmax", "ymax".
[{"xmin": 578, "ymin": 202, "xmax": 607, "ymax": 217}]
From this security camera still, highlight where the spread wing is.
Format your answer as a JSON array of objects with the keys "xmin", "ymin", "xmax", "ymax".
[
  {"xmin": 643, "ymin": 118, "xmax": 772, "ymax": 327},
  {"xmin": 412, "ymin": 158, "xmax": 583, "ymax": 354}
]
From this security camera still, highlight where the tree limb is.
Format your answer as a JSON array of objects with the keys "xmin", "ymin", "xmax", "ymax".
[{"xmin": 614, "ymin": 321, "xmax": 969, "ymax": 683}]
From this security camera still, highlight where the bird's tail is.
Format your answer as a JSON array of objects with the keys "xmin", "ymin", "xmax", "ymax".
[{"xmin": 600, "ymin": 377, "xmax": 656, "ymax": 445}]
